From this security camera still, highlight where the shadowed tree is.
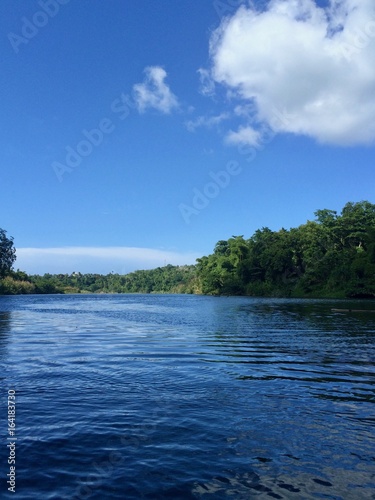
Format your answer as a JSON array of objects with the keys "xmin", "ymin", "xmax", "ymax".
[{"xmin": 0, "ymin": 229, "xmax": 16, "ymax": 278}]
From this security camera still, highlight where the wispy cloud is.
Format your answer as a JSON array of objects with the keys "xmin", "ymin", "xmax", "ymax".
[
  {"xmin": 208, "ymin": 0, "xmax": 375, "ymax": 146},
  {"xmin": 185, "ymin": 112, "xmax": 230, "ymax": 132},
  {"xmin": 16, "ymin": 247, "xmax": 200, "ymax": 275},
  {"xmin": 197, "ymin": 68, "xmax": 215, "ymax": 97},
  {"xmin": 225, "ymin": 125, "xmax": 261, "ymax": 147},
  {"xmin": 133, "ymin": 66, "xmax": 179, "ymax": 114}
]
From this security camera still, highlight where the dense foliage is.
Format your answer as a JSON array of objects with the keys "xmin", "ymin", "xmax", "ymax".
[
  {"xmin": 1, "ymin": 201, "xmax": 375, "ymax": 298},
  {"xmin": 0, "ymin": 266, "xmax": 198, "ymax": 295},
  {"xmin": 0, "ymin": 229, "xmax": 16, "ymax": 278},
  {"xmin": 196, "ymin": 201, "xmax": 375, "ymax": 298}
]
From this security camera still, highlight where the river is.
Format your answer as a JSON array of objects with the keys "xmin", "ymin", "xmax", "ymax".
[{"xmin": 1, "ymin": 294, "xmax": 374, "ymax": 499}]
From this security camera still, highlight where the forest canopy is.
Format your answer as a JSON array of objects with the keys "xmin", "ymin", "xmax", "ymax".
[
  {"xmin": 1, "ymin": 201, "xmax": 375, "ymax": 298},
  {"xmin": 0, "ymin": 229, "xmax": 16, "ymax": 278},
  {"xmin": 196, "ymin": 201, "xmax": 375, "ymax": 298}
]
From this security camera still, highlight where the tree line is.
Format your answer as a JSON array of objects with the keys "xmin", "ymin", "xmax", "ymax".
[
  {"xmin": 1, "ymin": 201, "xmax": 375, "ymax": 298},
  {"xmin": 197, "ymin": 201, "xmax": 375, "ymax": 298},
  {"xmin": 0, "ymin": 266, "xmax": 198, "ymax": 295}
]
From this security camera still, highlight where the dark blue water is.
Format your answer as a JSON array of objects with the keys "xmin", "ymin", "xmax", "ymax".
[{"xmin": 1, "ymin": 294, "xmax": 374, "ymax": 499}]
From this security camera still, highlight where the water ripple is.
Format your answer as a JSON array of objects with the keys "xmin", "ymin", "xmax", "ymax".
[{"xmin": 0, "ymin": 295, "xmax": 374, "ymax": 499}]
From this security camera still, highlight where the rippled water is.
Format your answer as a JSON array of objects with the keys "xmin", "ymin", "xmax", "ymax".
[{"xmin": 1, "ymin": 294, "xmax": 374, "ymax": 499}]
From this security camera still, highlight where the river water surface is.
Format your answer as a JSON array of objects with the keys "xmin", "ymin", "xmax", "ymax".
[{"xmin": 1, "ymin": 294, "xmax": 374, "ymax": 499}]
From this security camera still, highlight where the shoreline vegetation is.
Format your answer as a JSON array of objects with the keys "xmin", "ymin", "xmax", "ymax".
[{"xmin": 1, "ymin": 201, "xmax": 375, "ymax": 299}]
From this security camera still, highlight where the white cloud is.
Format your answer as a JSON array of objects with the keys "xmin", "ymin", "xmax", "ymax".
[
  {"xmin": 16, "ymin": 247, "xmax": 200, "ymax": 275},
  {"xmin": 198, "ymin": 68, "xmax": 216, "ymax": 96},
  {"xmin": 209, "ymin": 0, "xmax": 375, "ymax": 146},
  {"xmin": 133, "ymin": 66, "xmax": 179, "ymax": 114},
  {"xmin": 225, "ymin": 125, "xmax": 262, "ymax": 146},
  {"xmin": 185, "ymin": 112, "xmax": 230, "ymax": 132}
]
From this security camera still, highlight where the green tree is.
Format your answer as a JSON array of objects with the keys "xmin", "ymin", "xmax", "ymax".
[
  {"xmin": 196, "ymin": 201, "xmax": 375, "ymax": 298},
  {"xmin": 0, "ymin": 229, "xmax": 16, "ymax": 277}
]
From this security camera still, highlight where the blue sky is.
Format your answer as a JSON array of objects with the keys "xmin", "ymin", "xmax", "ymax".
[{"xmin": 1, "ymin": 0, "xmax": 375, "ymax": 274}]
